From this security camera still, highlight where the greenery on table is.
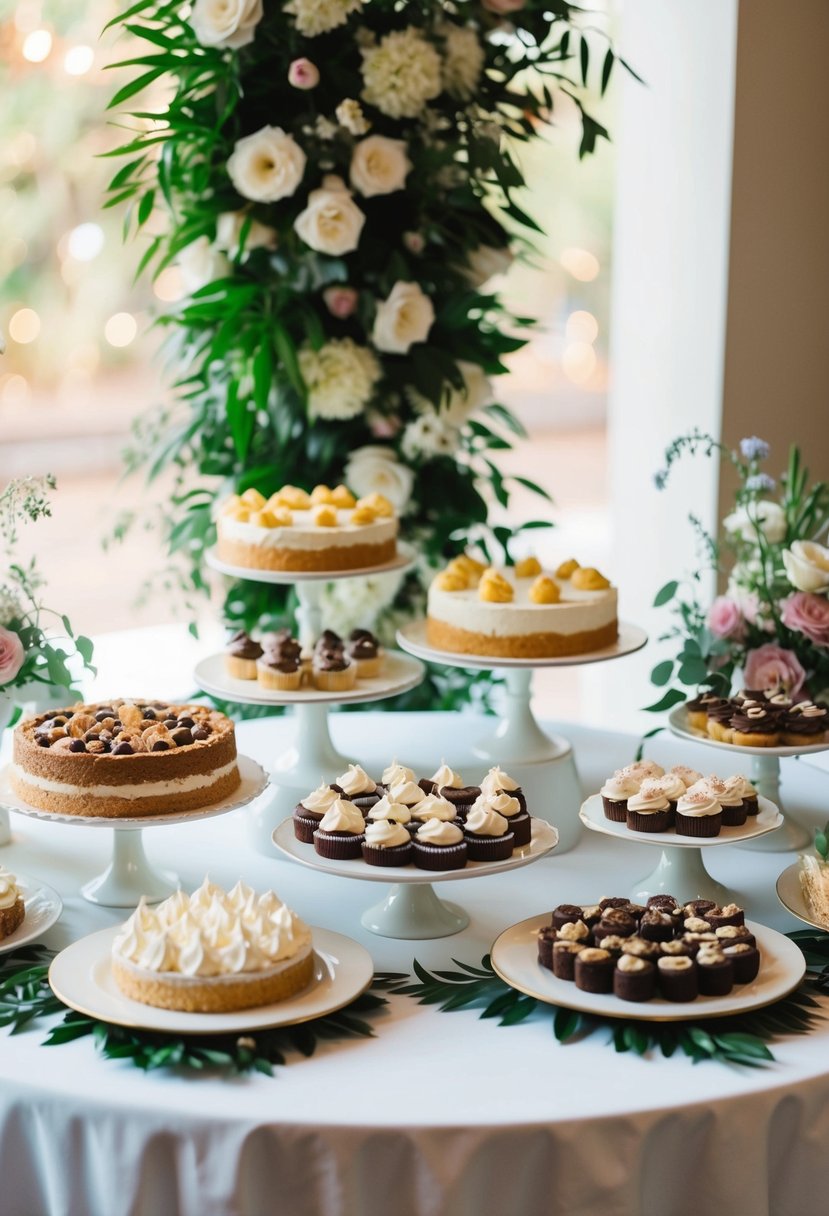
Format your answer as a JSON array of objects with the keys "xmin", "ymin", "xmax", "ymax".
[
  {"xmin": 387, "ymin": 952, "xmax": 828, "ymax": 1068},
  {"xmin": 646, "ymin": 435, "xmax": 829, "ymax": 714},
  {"xmin": 0, "ymin": 947, "xmax": 402, "ymax": 1077},
  {"xmin": 103, "ymin": 0, "xmax": 630, "ymax": 706}
]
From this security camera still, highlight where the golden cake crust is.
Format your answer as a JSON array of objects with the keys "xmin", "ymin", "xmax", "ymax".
[
  {"xmin": 426, "ymin": 617, "xmax": 618, "ymax": 658},
  {"xmin": 217, "ymin": 536, "xmax": 396, "ymax": 572},
  {"xmin": 111, "ymin": 947, "xmax": 315, "ymax": 1012},
  {"xmin": 0, "ymin": 898, "xmax": 25, "ymax": 941}
]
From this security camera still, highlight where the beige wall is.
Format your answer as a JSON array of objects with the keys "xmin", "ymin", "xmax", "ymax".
[{"xmin": 719, "ymin": 0, "xmax": 829, "ymax": 515}]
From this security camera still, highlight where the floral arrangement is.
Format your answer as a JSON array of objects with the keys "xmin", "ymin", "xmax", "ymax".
[
  {"xmin": 105, "ymin": 0, "xmax": 628, "ymax": 702},
  {"xmin": 0, "ymin": 477, "xmax": 94, "ymax": 702},
  {"xmin": 648, "ymin": 434, "xmax": 829, "ymax": 711}
]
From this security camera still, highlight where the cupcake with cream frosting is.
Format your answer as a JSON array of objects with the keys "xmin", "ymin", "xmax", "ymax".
[
  {"xmin": 293, "ymin": 781, "xmax": 339, "ymax": 843},
  {"xmin": 669, "ymin": 764, "xmax": 703, "ymax": 789},
  {"xmin": 412, "ymin": 818, "xmax": 468, "ymax": 871},
  {"xmin": 674, "ymin": 789, "xmax": 722, "ymax": 837},
  {"xmin": 388, "ymin": 778, "xmax": 427, "ymax": 810},
  {"xmin": 382, "ymin": 760, "xmax": 415, "ymax": 788},
  {"xmin": 335, "ymin": 763, "xmax": 380, "ymax": 810},
  {"xmin": 479, "ymin": 765, "xmax": 527, "ymax": 813},
  {"xmin": 463, "ymin": 802, "xmax": 514, "ymax": 861},
  {"xmin": 313, "ymin": 797, "xmax": 366, "ymax": 859},
  {"xmin": 366, "ymin": 796, "xmax": 412, "ymax": 827},
  {"xmin": 408, "ymin": 793, "xmax": 459, "ymax": 827},
  {"xmin": 473, "ymin": 789, "xmax": 531, "ymax": 846},
  {"xmin": 625, "ymin": 779, "xmax": 671, "ymax": 833},
  {"xmin": 619, "ymin": 760, "xmax": 665, "ymax": 782},
  {"xmin": 600, "ymin": 771, "xmax": 639, "ymax": 822},
  {"xmin": 361, "ymin": 819, "xmax": 414, "ymax": 867},
  {"xmin": 419, "ymin": 760, "xmax": 463, "ymax": 796},
  {"xmin": 723, "ymin": 773, "xmax": 759, "ymax": 816}
]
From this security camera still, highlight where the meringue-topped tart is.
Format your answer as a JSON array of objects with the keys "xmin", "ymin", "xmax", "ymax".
[{"xmin": 110, "ymin": 879, "xmax": 314, "ymax": 1013}]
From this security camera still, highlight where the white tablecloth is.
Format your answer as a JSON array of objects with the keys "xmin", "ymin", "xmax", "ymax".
[{"xmin": 2, "ymin": 712, "xmax": 829, "ymax": 1216}]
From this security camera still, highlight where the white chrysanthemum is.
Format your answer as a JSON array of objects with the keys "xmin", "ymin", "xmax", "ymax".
[
  {"xmin": 318, "ymin": 569, "xmax": 405, "ymax": 636},
  {"xmin": 284, "ymin": 0, "xmax": 362, "ymax": 37},
  {"xmin": 361, "ymin": 28, "xmax": 442, "ymax": 119},
  {"xmin": 401, "ymin": 413, "xmax": 458, "ymax": 461},
  {"xmin": 298, "ymin": 339, "xmax": 380, "ymax": 420},
  {"xmin": 344, "ymin": 446, "xmax": 414, "ymax": 512},
  {"xmin": 440, "ymin": 23, "xmax": 485, "ymax": 100},
  {"xmin": 336, "ymin": 99, "xmax": 371, "ymax": 136}
]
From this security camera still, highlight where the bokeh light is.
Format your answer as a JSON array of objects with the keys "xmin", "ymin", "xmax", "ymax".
[
  {"xmin": 8, "ymin": 308, "xmax": 41, "ymax": 344},
  {"xmin": 560, "ymin": 247, "xmax": 600, "ymax": 282},
  {"xmin": 64, "ymin": 45, "xmax": 95, "ymax": 76},
  {"xmin": 565, "ymin": 310, "xmax": 599, "ymax": 343},
  {"xmin": 104, "ymin": 312, "xmax": 137, "ymax": 347},
  {"xmin": 562, "ymin": 341, "xmax": 597, "ymax": 384},
  {"xmin": 22, "ymin": 29, "xmax": 52, "ymax": 63}
]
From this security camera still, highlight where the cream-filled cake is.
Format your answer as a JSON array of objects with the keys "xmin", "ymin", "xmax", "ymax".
[
  {"xmin": 110, "ymin": 879, "xmax": 315, "ymax": 1012},
  {"xmin": 216, "ymin": 484, "xmax": 397, "ymax": 572},
  {"xmin": 0, "ymin": 867, "xmax": 25, "ymax": 941},
  {"xmin": 426, "ymin": 554, "xmax": 617, "ymax": 658}
]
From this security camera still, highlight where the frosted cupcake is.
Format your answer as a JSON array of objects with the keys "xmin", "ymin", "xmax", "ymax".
[
  {"xmin": 313, "ymin": 797, "xmax": 366, "ymax": 859},
  {"xmin": 625, "ymin": 780, "xmax": 671, "ymax": 833},
  {"xmin": 335, "ymin": 763, "xmax": 380, "ymax": 810},
  {"xmin": 382, "ymin": 760, "xmax": 415, "ymax": 788},
  {"xmin": 723, "ymin": 773, "xmax": 759, "ymax": 816},
  {"xmin": 366, "ymin": 796, "xmax": 413, "ymax": 832},
  {"xmin": 408, "ymin": 793, "xmax": 459, "ymax": 830},
  {"xmin": 474, "ymin": 790, "xmax": 531, "ymax": 846},
  {"xmin": 706, "ymin": 776, "xmax": 746, "ymax": 827},
  {"xmin": 387, "ymin": 778, "xmax": 427, "ymax": 810},
  {"xmin": 463, "ymin": 802, "xmax": 514, "ymax": 861},
  {"xmin": 413, "ymin": 818, "xmax": 468, "ymax": 870},
  {"xmin": 420, "ymin": 760, "xmax": 463, "ymax": 796},
  {"xmin": 652, "ymin": 772, "xmax": 684, "ymax": 827},
  {"xmin": 674, "ymin": 789, "xmax": 722, "ymax": 837},
  {"xmin": 293, "ymin": 781, "xmax": 339, "ymax": 843},
  {"xmin": 620, "ymin": 760, "xmax": 665, "ymax": 782},
  {"xmin": 361, "ymin": 819, "xmax": 414, "ymax": 867},
  {"xmin": 669, "ymin": 764, "xmax": 703, "ymax": 789},
  {"xmin": 600, "ymin": 771, "xmax": 639, "ymax": 822},
  {"xmin": 479, "ymin": 765, "xmax": 527, "ymax": 814}
]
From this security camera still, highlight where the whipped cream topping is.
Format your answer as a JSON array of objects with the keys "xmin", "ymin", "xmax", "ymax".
[
  {"xmin": 364, "ymin": 820, "xmax": 410, "ymax": 849},
  {"xmin": 300, "ymin": 782, "xmax": 339, "ymax": 813},
  {"xmin": 670, "ymin": 765, "xmax": 703, "ymax": 788},
  {"xmin": 410, "ymin": 794, "xmax": 456, "ymax": 822},
  {"xmin": 479, "ymin": 791, "xmax": 521, "ymax": 818},
  {"xmin": 627, "ymin": 780, "xmax": 670, "ymax": 814},
  {"xmin": 676, "ymin": 791, "xmax": 721, "ymax": 817},
  {"xmin": 416, "ymin": 818, "xmax": 464, "ymax": 846},
  {"xmin": 617, "ymin": 954, "xmax": 648, "ymax": 973},
  {"xmin": 336, "ymin": 764, "xmax": 376, "ymax": 797},
  {"xmin": 723, "ymin": 774, "xmax": 757, "ymax": 799},
  {"xmin": 112, "ymin": 879, "xmax": 312, "ymax": 977},
  {"xmin": 367, "ymin": 796, "xmax": 411, "ymax": 824},
  {"xmin": 654, "ymin": 772, "xmax": 685, "ymax": 801},
  {"xmin": 382, "ymin": 761, "xmax": 414, "ymax": 786},
  {"xmin": 620, "ymin": 761, "xmax": 665, "ymax": 781},
  {"xmin": 430, "ymin": 761, "xmax": 463, "ymax": 789},
  {"xmin": 388, "ymin": 779, "xmax": 425, "ymax": 806},
  {"xmin": 658, "ymin": 956, "xmax": 693, "ymax": 972},
  {"xmin": 480, "ymin": 765, "xmax": 520, "ymax": 794},
  {"xmin": 0, "ymin": 867, "xmax": 21, "ymax": 911},
  {"xmin": 600, "ymin": 772, "xmax": 639, "ymax": 801},
  {"xmin": 464, "ymin": 804, "xmax": 509, "ymax": 837},
  {"xmin": 318, "ymin": 798, "xmax": 365, "ymax": 834}
]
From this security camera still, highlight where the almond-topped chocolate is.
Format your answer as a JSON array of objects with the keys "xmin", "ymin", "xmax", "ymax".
[{"xmin": 12, "ymin": 700, "xmax": 240, "ymax": 818}]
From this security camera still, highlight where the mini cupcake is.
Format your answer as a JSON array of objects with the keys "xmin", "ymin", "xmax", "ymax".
[
  {"xmin": 388, "ymin": 778, "xmax": 427, "ymax": 811},
  {"xmin": 599, "ymin": 771, "xmax": 639, "ymax": 822},
  {"xmin": 703, "ymin": 902, "xmax": 745, "ymax": 930},
  {"xmin": 669, "ymin": 764, "xmax": 703, "ymax": 789},
  {"xmin": 537, "ymin": 925, "xmax": 557, "ymax": 969},
  {"xmin": 705, "ymin": 697, "xmax": 737, "ymax": 742},
  {"xmin": 312, "ymin": 651, "xmax": 357, "ymax": 692},
  {"xmin": 613, "ymin": 955, "xmax": 656, "ymax": 1003},
  {"xmin": 619, "ymin": 760, "xmax": 665, "ymax": 782},
  {"xmin": 657, "ymin": 955, "xmax": 698, "ymax": 1001},
  {"xmin": 408, "ymin": 793, "xmax": 459, "ymax": 829},
  {"xmin": 695, "ymin": 948, "xmax": 734, "ymax": 996},
  {"xmin": 293, "ymin": 781, "xmax": 339, "ymax": 843},
  {"xmin": 730, "ymin": 704, "xmax": 780, "ymax": 747},
  {"xmin": 710, "ymin": 776, "xmax": 747, "ymax": 827},
  {"xmin": 625, "ymin": 780, "xmax": 671, "ymax": 833},
  {"xmin": 638, "ymin": 910, "xmax": 675, "ymax": 943},
  {"xmin": 418, "ymin": 760, "xmax": 461, "ymax": 795},
  {"xmin": 723, "ymin": 943, "xmax": 761, "ymax": 983},
  {"xmin": 552, "ymin": 940, "xmax": 585, "ymax": 980},
  {"xmin": 366, "ymin": 796, "xmax": 413, "ymax": 830},
  {"xmin": 723, "ymin": 774, "xmax": 759, "ymax": 816},
  {"xmin": 438, "ymin": 775, "xmax": 481, "ymax": 816},
  {"xmin": 313, "ymin": 798, "xmax": 366, "ymax": 859},
  {"xmin": 347, "ymin": 629, "xmax": 383, "ymax": 678},
  {"xmin": 335, "ymin": 763, "xmax": 380, "ymax": 810},
  {"xmin": 382, "ymin": 760, "xmax": 415, "ymax": 788},
  {"xmin": 361, "ymin": 819, "xmax": 414, "ymax": 867},
  {"xmin": 552, "ymin": 903, "xmax": 587, "ymax": 931},
  {"xmin": 682, "ymin": 932, "xmax": 719, "ymax": 957},
  {"xmin": 314, "ymin": 629, "xmax": 343, "ymax": 656},
  {"xmin": 462, "ymin": 803, "xmax": 514, "ymax": 861},
  {"xmin": 479, "ymin": 765, "xmax": 527, "ymax": 814},
  {"xmin": 781, "ymin": 701, "xmax": 829, "ymax": 746},
  {"xmin": 652, "ymin": 771, "xmax": 685, "ymax": 825},
  {"xmin": 412, "ymin": 818, "xmax": 468, "ymax": 871},
  {"xmin": 674, "ymin": 790, "xmax": 722, "ymax": 837},
  {"xmin": 260, "ymin": 628, "xmax": 302, "ymax": 662},
  {"xmin": 257, "ymin": 653, "xmax": 302, "ymax": 691},
  {"xmin": 225, "ymin": 630, "xmax": 263, "ymax": 680},
  {"xmin": 685, "ymin": 693, "xmax": 720, "ymax": 731},
  {"xmin": 593, "ymin": 908, "xmax": 637, "ymax": 942},
  {"xmin": 574, "ymin": 947, "xmax": 614, "ymax": 993},
  {"xmin": 478, "ymin": 790, "xmax": 531, "ymax": 847}
]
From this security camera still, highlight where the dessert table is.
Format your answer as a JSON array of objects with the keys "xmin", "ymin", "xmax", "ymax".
[{"xmin": 2, "ymin": 711, "xmax": 829, "ymax": 1216}]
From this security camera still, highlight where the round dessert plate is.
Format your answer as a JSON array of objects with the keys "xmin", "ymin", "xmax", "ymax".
[
  {"xmin": 0, "ymin": 873, "xmax": 63, "ymax": 955},
  {"xmin": 668, "ymin": 705, "xmax": 829, "ymax": 757},
  {"xmin": 195, "ymin": 650, "xmax": 424, "ymax": 708},
  {"xmin": 396, "ymin": 619, "xmax": 648, "ymax": 670},
  {"xmin": 0, "ymin": 754, "xmax": 268, "ymax": 829},
  {"xmin": 206, "ymin": 543, "xmax": 415, "ymax": 584},
  {"xmin": 491, "ymin": 914, "xmax": 805, "ymax": 1022},
  {"xmin": 49, "ymin": 925, "xmax": 373, "ymax": 1035},
  {"xmin": 273, "ymin": 816, "xmax": 558, "ymax": 882},
  {"xmin": 776, "ymin": 861, "xmax": 829, "ymax": 930},
  {"xmin": 579, "ymin": 793, "xmax": 783, "ymax": 848}
]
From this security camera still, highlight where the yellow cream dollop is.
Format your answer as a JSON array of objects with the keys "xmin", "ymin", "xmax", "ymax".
[
  {"xmin": 449, "ymin": 554, "xmax": 487, "ymax": 580},
  {"xmin": 555, "ymin": 558, "xmax": 580, "ymax": 579},
  {"xmin": 240, "ymin": 487, "xmax": 266, "ymax": 509},
  {"xmin": 435, "ymin": 570, "xmax": 467, "ymax": 592},
  {"xmin": 356, "ymin": 493, "xmax": 394, "ymax": 518},
  {"xmin": 571, "ymin": 566, "xmax": 610, "ymax": 591},
  {"xmin": 249, "ymin": 509, "xmax": 281, "ymax": 528},
  {"xmin": 529, "ymin": 575, "xmax": 560, "ymax": 604},
  {"xmin": 311, "ymin": 484, "xmax": 337, "ymax": 505},
  {"xmin": 479, "ymin": 570, "xmax": 514, "ymax": 603},
  {"xmin": 350, "ymin": 504, "xmax": 377, "ymax": 525},
  {"xmin": 227, "ymin": 503, "xmax": 251, "ymax": 522},
  {"xmin": 313, "ymin": 505, "xmax": 338, "ymax": 528},
  {"xmin": 331, "ymin": 484, "xmax": 356, "ymax": 508},
  {"xmin": 271, "ymin": 485, "xmax": 311, "ymax": 510},
  {"xmin": 515, "ymin": 556, "xmax": 542, "ymax": 578},
  {"xmin": 221, "ymin": 494, "xmax": 241, "ymax": 515}
]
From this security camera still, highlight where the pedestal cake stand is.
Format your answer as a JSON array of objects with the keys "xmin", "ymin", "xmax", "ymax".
[
  {"xmin": 396, "ymin": 620, "xmax": 648, "ymax": 854},
  {"xmin": 204, "ymin": 547, "xmax": 424, "ymax": 853},
  {"xmin": 0, "ymin": 756, "xmax": 268, "ymax": 907},
  {"xmin": 273, "ymin": 817, "xmax": 559, "ymax": 938},
  {"xmin": 579, "ymin": 792, "xmax": 783, "ymax": 903},
  {"xmin": 667, "ymin": 705, "xmax": 828, "ymax": 852}
]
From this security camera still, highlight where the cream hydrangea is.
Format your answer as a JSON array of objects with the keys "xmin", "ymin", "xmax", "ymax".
[
  {"xmin": 336, "ymin": 99, "xmax": 371, "ymax": 136},
  {"xmin": 344, "ymin": 446, "xmax": 414, "ymax": 512},
  {"xmin": 319, "ymin": 568, "xmax": 405, "ymax": 636},
  {"xmin": 440, "ymin": 24, "xmax": 485, "ymax": 100},
  {"xmin": 284, "ymin": 0, "xmax": 362, "ymax": 37},
  {"xmin": 401, "ymin": 413, "xmax": 458, "ymax": 461},
  {"xmin": 361, "ymin": 28, "xmax": 442, "ymax": 119},
  {"xmin": 299, "ymin": 339, "xmax": 380, "ymax": 420}
]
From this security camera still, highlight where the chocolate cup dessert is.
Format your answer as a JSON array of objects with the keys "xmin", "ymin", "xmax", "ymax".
[
  {"xmin": 505, "ymin": 812, "xmax": 532, "ymax": 848},
  {"xmin": 440, "ymin": 786, "xmax": 481, "ymax": 814},
  {"xmin": 720, "ymin": 802, "xmax": 748, "ymax": 828},
  {"xmin": 723, "ymin": 944, "xmax": 761, "ymax": 983},
  {"xmin": 412, "ymin": 840, "xmax": 468, "ymax": 871},
  {"xmin": 537, "ymin": 926, "xmax": 557, "ymax": 969},
  {"xmin": 696, "ymin": 953, "xmax": 734, "ymax": 996},
  {"xmin": 657, "ymin": 956, "xmax": 698, "ymax": 1001},
  {"xmin": 626, "ymin": 808, "xmax": 671, "ymax": 833},
  {"xmin": 681, "ymin": 932, "xmax": 719, "ymax": 957},
  {"xmin": 552, "ymin": 941, "xmax": 585, "ymax": 981},
  {"xmin": 613, "ymin": 958, "xmax": 656, "ymax": 1003},
  {"xmin": 418, "ymin": 778, "xmax": 438, "ymax": 796},
  {"xmin": 574, "ymin": 949, "xmax": 614, "ymax": 994},
  {"xmin": 361, "ymin": 840, "xmax": 414, "ymax": 867},
  {"xmin": 552, "ymin": 903, "xmax": 586, "ymax": 931},
  {"xmin": 714, "ymin": 926, "xmax": 756, "ymax": 950},
  {"xmin": 638, "ymin": 911, "xmax": 675, "ymax": 943},
  {"xmin": 621, "ymin": 936, "xmax": 662, "ymax": 961},
  {"xmin": 674, "ymin": 809, "xmax": 722, "ymax": 837},
  {"xmin": 684, "ymin": 900, "xmax": 716, "ymax": 918},
  {"xmin": 463, "ymin": 830, "xmax": 514, "ymax": 862},
  {"xmin": 703, "ymin": 906, "xmax": 745, "ymax": 930},
  {"xmin": 601, "ymin": 797, "xmax": 629, "ymax": 823},
  {"xmin": 312, "ymin": 828, "xmax": 365, "ymax": 860},
  {"xmin": 593, "ymin": 910, "xmax": 636, "ymax": 943},
  {"xmin": 292, "ymin": 807, "xmax": 323, "ymax": 844}
]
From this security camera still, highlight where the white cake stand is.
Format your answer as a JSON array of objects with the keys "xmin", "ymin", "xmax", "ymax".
[
  {"xmin": 273, "ymin": 817, "xmax": 559, "ymax": 939},
  {"xmin": 204, "ymin": 546, "xmax": 423, "ymax": 853},
  {"xmin": 579, "ymin": 792, "xmax": 783, "ymax": 903},
  {"xmin": 396, "ymin": 620, "xmax": 648, "ymax": 854},
  {"xmin": 667, "ymin": 705, "xmax": 827, "ymax": 852},
  {"xmin": 0, "ymin": 756, "xmax": 268, "ymax": 907}
]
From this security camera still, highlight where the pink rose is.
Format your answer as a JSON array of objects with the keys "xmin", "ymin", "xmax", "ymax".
[
  {"xmin": 707, "ymin": 596, "xmax": 745, "ymax": 640},
  {"xmin": 367, "ymin": 413, "xmax": 402, "ymax": 438},
  {"xmin": 781, "ymin": 592, "xmax": 829, "ymax": 647},
  {"xmin": 403, "ymin": 231, "xmax": 425, "ymax": 255},
  {"xmin": 288, "ymin": 58, "xmax": 319, "ymax": 89},
  {"xmin": 0, "ymin": 627, "xmax": 24, "ymax": 687},
  {"xmin": 323, "ymin": 286, "xmax": 359, "ymax": 319},
  {"xmin": 482, "ymin": 0, "xmax": 525, "ymax": 12},
  {"xmin": 744, "ymin": 643, "xmax": 806, "ymax": 697}
]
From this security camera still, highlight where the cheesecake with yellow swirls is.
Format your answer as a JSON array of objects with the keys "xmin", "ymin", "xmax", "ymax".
[
  {"xmin": 216, "ymin": 483, "xmax": 398, "ymax": 572},
  {"xmin": 426, "ymin": 554, "xmax": 618, "ymax": 658},
  {"xmin": 110, "ymin": 879, "xmax": 314, "ymax": 1013}
]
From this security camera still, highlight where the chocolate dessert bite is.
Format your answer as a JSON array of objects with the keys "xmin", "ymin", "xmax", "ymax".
[
  {"xmin": 574, "ymin": 947, "xmax": 615, "ymax": 993},
  {"xmin": 613, "ymin": 955, "xmax": 656, "ymax": 1002}
]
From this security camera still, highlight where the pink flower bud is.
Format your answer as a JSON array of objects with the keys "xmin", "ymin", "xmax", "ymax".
[
  {"xmin": 323, "ymin": 287, "xmax": 359, "ymax": 319},
  {"xmin": 403, "ymin": 231, "xmax": 425, "ymax": 255},
  {"xmin": 288, "ymin": 58, "xmax": 319, "ymax": 90},
  {"xmin": 481, "ymin": 0, "xmax": 525, "ymax": 12}
]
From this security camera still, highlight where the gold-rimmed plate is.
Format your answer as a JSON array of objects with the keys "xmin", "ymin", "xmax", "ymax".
[
  {"xmin": 776, "ymin": 861, "xmax": 829, "ymax": 930},
  {"xmin": 490, "ymin": 914, "xmax": 806, "ymax": 1022},
  {"xmin": 48, "ymin": 925, "xmax": 373, "ymax": 1035}
]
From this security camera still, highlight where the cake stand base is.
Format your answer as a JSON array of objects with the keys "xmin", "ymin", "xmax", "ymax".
[
  {"xmin": 737, "ymin": 755, "xmax": 810, "ymax": 852},
  {"xmin": 473, "ymin": 669, "xmax": 563, "ymax": 764},
  {"xmin": 82, "ymin": 830, "xmax": 178, "ymax": 907},
  {"xmin": 630, "ymin": 845, "xmax": 731, "ymax": 904},
  {"xmin": 360, "ymin": 882, "xmax": 470, "ymax": 939}
]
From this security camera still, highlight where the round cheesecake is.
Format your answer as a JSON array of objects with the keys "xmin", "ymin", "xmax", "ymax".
[
  {"xmin": 427, "ymin": 561, "xmax": 618, "ymax": 659},
  {"xmin": 11, "ymin": 700, "xmax": 240, "ymax": 818},
  {"xmin": 111, "ymin": 880, "xmax": 315, "ymax": 1012}
]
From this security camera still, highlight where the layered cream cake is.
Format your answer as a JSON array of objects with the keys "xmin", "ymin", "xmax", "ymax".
[
  {"xmin": 11, "ymin": 700, "xmax": 240, "ymax": 818},
  {"xmin": 216, "ymin": 484, "xmax": 398, "ymax": 572},
  {"xmin": 426, "ymin": 554, "xmax": 618, "ymax": 658},
  {"xmin": 111, "ymin": 879, "xmax": 315, "ymax": 1012},
  {"xmin": 0, "ymin": 867, "xmax": 25, "ymax": 941}
]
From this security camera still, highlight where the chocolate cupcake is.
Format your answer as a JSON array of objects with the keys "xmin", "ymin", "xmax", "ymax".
[
  {"xmin": 613, "ymin": 955, "xmax": 656, "ymax": 1002},
  {"xmin": 479, "ymin": 765, "xmax": 527, "ymax": 814},
  {"xmin": 225, "ymin": 630, "xmax": 263, "ymax": 681},
  {"xmin": 686, "ymin": 692, "xmax": 720, "ymax": 731},
  {"xmin": 703, "ymin": 902, "xmax": 745, "ymax": 930},
  {"xmin": 599, "ymin": 771, "xmax": 639, "ymax": 822},
  {"xmin": 674, "ymin": 790, "xmax": 722, "ymax": 837},
  {"xmin": 260, "ymin": 628, "xmax": 302, "ymax": 663},
  {"xmin": 423, "ymin": 762, "xmax": 463, "ymax": 800},
  {"xmin": 639, "ymin": 910, "xmax": 675, "ymax": 943},
  {"xmin": 552, "ymin": 940, "xmax": 585, "ymax": 981},
  {"xmin": 696, "ymin": 948, "xmax": 734, "ymax": 995},
  {"xmin": 347, "ymin": 629, "xmax": 382, "ymax": 678},
  {"xmin": 730, "ymin": 704, "xmax": 780, "ymax": 747},
  {"xmin": 669, "ymin": 764, "xmax": 703, "ymax": 790},
  {"xmin": 552, "ymin": 903, "xmax": 587, "ymax": 931},
  {"xmin": 386, "ymin": 778, "xmax": 428, "ymax": 813},
  {"xmin": 335, "ymin": 763, "xmax": 381, "ymax": 810},
  {"xmin": 723, "ymin": 943, "xmax": 761, "ymax": 983},
  {"xmin": 619, "ymin": 760, "xmax": 665, "ymax": 782},
  {"xmin": 314, "ymin": 629, "xmax": 343, "ymax": 656},
  {"xmin": 478, "ymin": 790, "xmax": 531, "ymax": 847},
  {"xmin": 382, "ymin": 760, "xmax": 416, "ymax": 788},
  {"xmin": 574, "ymin": 947, "xmax": 614, "ymax": 993},
  {"xmin": 293, "ymin": 781, "xmax": 339, "ymax": 843},
  {"xmin": 781, "ymin": 701, "xmax": 829, "ymax": 746},
  {"xmin": 462, "ymin": 801, "xmax": 514, "ymax": 861},
  {"xmin": 412, "ymin": 818, "xmax": 468, "ymax": 870},
  {"xmin": 716, "ymin": 776, "xmax": 748, "ymax": 826},
  {"xmin": 408, "ymin": 793, "xmax": 460, "ymax": 832},
  {"xmin": 724, "ymin": 774, "xmax": 759, "ymax": 816},
  {"xmin": 593, "ymin": 908, "xmax": 637, "ymax": 942},
  {"xmin": 537, "ymin": 925, "xmax": 557, "ymax": 969},
  {"xmin": 440, "ymin": 784, "xmax": 481, "ymax": 816},
  {"xmin": 653, "ymin": 773, "xmax": 685, "ymax": 826},
  {"xmin": 366, "ymin": 795, "xmax": 412, "ymax": 829},
  {"xmin": 361, "ymin": 819, "xmax": 414, "ymax": 867},
  {"xmin": 625, "ymin": 780, "xmax": 671, "ymax": 833},
  {"xmin": 313, "ymin": 798, "xmax": 366, "ymax": 860},
  {"xmin": 312, "ymin": 650, "xmax": 357, "ymax": 692},
  {"xmin": 706, "ymin": 698, "xmax": 737, "ymax": 743},
  {"xmin": 657, "ymin": 956, "xmax": 698, "ymax": 1001}
]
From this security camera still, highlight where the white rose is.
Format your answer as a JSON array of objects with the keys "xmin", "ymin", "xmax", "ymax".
[
  {"xmin": 350, "ymin": 136, "xmax": 411, "ymax": 198},
  {"xmin": 227, "ymin": 126, "xmax": 306, "ymax": 203},
  {"xmin": 372, "ymin": 281, "xmax": 434, "ymax": 354},
  {"xmin": 319, "ymin": 569, "xmax": 405, "ymax": 636},
  {"xmin": 443, "ymin": 361, "xmax": 491, "ymax": 425},
  {"xmin": 298, "ymin": 338, "xmax": 379, "ymax": 420},
  {"xmin": 294, "ymin": 177, "xmax": 365, "ymax": 256},
  {"xmin": 782, "ymin": 540, "xmax": 829, "ymax": 593},
  {"xmin": 178, "ymin": 237, "xmax": 230, "ymax": 293},
  {"xmin": 401, "ymin": 413, "xmax": 458, "ymax": 461},
  {"xmin": 344, "ymin": 446, "xmax": 414, "ymax": 512},
  {"xmin": 190, "ymin": 0, "xmax": 263, "ymax": 48},
  {"xmin": 723, "ymin": 500, "xmax": 786, "ymax": 545},
  {"xmin": 215, "ymin": 211, "xmax": 277, "ymax": 258},
  {"xmin": 463, "ymin": 244, "xmax": 513, "ymax": 287}
]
